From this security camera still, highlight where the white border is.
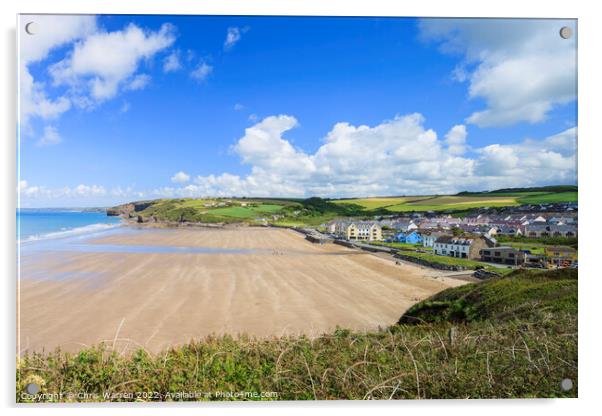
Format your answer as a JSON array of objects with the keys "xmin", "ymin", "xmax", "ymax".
[{"xmin": 2, "ymin": 1, "xmax": 601, "ymax": 415}]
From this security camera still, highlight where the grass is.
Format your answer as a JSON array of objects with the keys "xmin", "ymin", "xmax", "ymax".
[
  {"xmin": 334, "ymin": 195, "xmax": 520, "ymax": 212},
  {"xmin": 496, "ymin": 235, "xmax": 578, "ymax": 250},
  {"xmin": 333, "ymin": 196, "xmax": 431, "ymax": 210},
  {"xmin": 502, "ymin": 243, "xmax": 546, "ymax": 255},
  {"xmin": 517, "ymin": 191, "xmax": 577, "ymax": 204},
  {"xmin": 400, "ymin": 268, "xmax": 577, "ymax": 324},
  {"xmin": 369, "ymin": 241, "xmax": 432, "ymax": 251},
  {"xmin": 386, "ymin": 196, "xmax": 520, "ymax": 212},
  {"xmin": 331, "ymin": 188, "xmax": 577, "ymax": 214},
  {"xmin": 17, "ymin": 269, "xmax": 577, "ymax": 402},
  {"xmin": 110, "ymin": 186, "xmax": 577, "ymax": 227},
  {"xmin": 397, "ymin": 251, "xmax": 515, "ymax": 275},
  {"xmin": 499, "ymin": 241, "xmax": 578, "ymax": 256},
  {"xmin": 127, "ymin": 199, "xmax": 288, "ymax": 223},
  {"xmin": 211, "ymin": 204, "xmax": 284, "ymax": 219}
]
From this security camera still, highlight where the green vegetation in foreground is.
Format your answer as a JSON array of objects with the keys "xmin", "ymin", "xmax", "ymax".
[
  {"xmin": 400, "ymin": 268, "xmax": 577, "ymax": 324},
  {"xmin": 17, "ymin": 269, "xmax": 577, "ymax": 401}
]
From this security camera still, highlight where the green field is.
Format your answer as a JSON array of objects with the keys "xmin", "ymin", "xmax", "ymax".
[
  {"xmin": 110, "ymin": 186, "xmax": 577, "ymax": 226},
  {"xmin": 17, "ymin": 269, "xmax": 577, "ymax": 401},
  {"xmin": 517, "ymin": 191, "xmax": 577, "ymax": 204},
  {"xmin": 333, "ymin": 189, "xmax": 576, "ymax": 213},
  {"xmin": 369, "ymin": 241, "xmax": 432, "ymax": 251},
  {"xmin": 334, "ymin": 194, "xmax": 520, "ymax": 212},
  {"xmin": 333, "ymin": 196, "xmax": 431, "ymax": 210},
  {"xmin": 129, "ymin": 198, "xmax": 290, "ymax": 223},
  {"xmin": 503, "ymin": 242, "xmax": 546, "ymax": 255},
  {"xmin": 211, "ymin": 204, "xmax": 284, "ymax": 218},
  {"xmin": 388, "ymin": 196, "xmax": 520, "ymax": 212}
]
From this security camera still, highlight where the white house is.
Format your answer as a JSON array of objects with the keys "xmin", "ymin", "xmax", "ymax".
[
  {"xmin": 422, "ymin": 232, "xmax": 446, "ymax": 248},
  {"xmin": 433, "ymin": 235, "xmax": 495, "ymax": 260}
]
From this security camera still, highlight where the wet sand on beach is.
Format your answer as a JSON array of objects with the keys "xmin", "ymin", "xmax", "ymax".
[{"xmin": 19, "ymin": 227, "xmax": 467, "ymax": 354}]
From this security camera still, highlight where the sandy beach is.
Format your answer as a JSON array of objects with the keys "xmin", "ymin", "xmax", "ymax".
[{"xmin": 19, "ymin": 227, "xmax": 467, "ymax": 354}]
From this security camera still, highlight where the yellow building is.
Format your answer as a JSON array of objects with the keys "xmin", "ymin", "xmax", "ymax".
[
  {"xmin": 544, "ymin": 246, "xmax": 577, "ymax": 268},
  {"xmin": 346, "ymin": 222, "xmax": 382, "ymax": 241},
  {"xmin": 327, "ymin": 220, "xmax": 383, "ymax": 241}
]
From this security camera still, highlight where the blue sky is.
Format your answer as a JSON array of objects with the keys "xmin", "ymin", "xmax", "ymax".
[{"xmin": 18, "ymin": 15, "xmax": 577, "ymax": 207}]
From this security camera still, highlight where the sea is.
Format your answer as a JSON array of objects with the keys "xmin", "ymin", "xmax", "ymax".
[
  {"xmin": 16, "ymin": 209, "xmax": 256, "ymax": 256},
  {"xmin": 17, "ymin": 208, "xmax": 123, "ymax": 242}
]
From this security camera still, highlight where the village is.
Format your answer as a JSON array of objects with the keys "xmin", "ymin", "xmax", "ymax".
[{"xmin": 311, "ymin": 202, "xmax": 578, "ymax": 272}]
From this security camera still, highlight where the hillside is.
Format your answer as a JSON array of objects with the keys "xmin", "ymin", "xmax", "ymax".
[
  {"xmin": 106, "ymin": 186, "xmax": 577, "ymax": 227},
  {"xmin": 332, "ymin": 186, "xmax": 577, "ymax": 213},
  {"xmin": 107, "ymin": 197, "xmax": 367, "ymax": 227},
  {"xmin": 399, "ymin": 268, "xmax": 577, "ymax": 324},
  {"xmin": 17, "ymin": 269, "xmax": 577, "ymax": 401}
]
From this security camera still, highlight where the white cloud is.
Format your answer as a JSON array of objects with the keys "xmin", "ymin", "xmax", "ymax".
[
  {"xmin": 18, "ymin": 182, "xmax": 107, "ymax": 200},
  {"xmin": 18, "ymin": 180, "xmax": 28, "ymax": 192},
  {"xmin": 474, "ymin": 127, "xmax": 577, "ymax": 188},
  {"xmin": 36, "ymin": 126, "xmax": 62, "ymax": 146},
  {"xmin": 224, "ymin": 27, "xmax": 242, "ymax": 50},
  {"xmin": 158, "ymin": 114, "xmax": 576, "ymax": 198},
  {"xmin": 126, "ymin": 74, "xmax": 151, "ymax": 91},
  {"xmin": 50, "ymin": 23, "xmax": 176, "ymax": 102},
  {"xmin": 190, "ymin": 63, "xmax": 213, "ymax": 82},
  {"xmin": 419, "ymin": 19, "xmax": 577, "ymax": 127},
  {"xmin": 163, "ymin": 51, "xmax": 182, "ymax": 72},
  {"xmin": 120, "ymin": 101, "xmax": 131, "ymax": 113},
  {"xmin": 20, "ymin": 17, "xmax": 178, "ymax": 130},
  {"xmin": 110, "ymin": 186, "xmax": 144, "ymax": 198},
  {"xmin": 21, "ymin": 116, "xmax": 577, "ymax": 204},
  {"xmin": 171, "ymin": 171, "xmax": 191, "ymax": 183},
  {"xmin": 233, "ymin": 103, "xmax": 245, "ymax": 111},
  {"xmin": 19, "ymin": 15, "xmax": 97, "ymax": 126},
  {"xmin": 232, "ymin": 115, "xmax": 314, "ymax": 177},
  {"xmin": 445, "ymin": 124, "xmax": 467, "ymax": 155}
]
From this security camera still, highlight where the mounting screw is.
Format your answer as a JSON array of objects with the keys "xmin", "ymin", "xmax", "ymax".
[
  {"xmin": 25, "ymin": 382, "xmax": 40, "ymax": 394},
  {"xmin": 559, "ymin": 26, "xmax": 572, "ymax": 40},
  {"xmin": 25, "ymin": 22, "xmax": 38, "ymax": 35},
  {"xmin": 560, "ymin": 378, "xmax": 573, "ymax": 391}
]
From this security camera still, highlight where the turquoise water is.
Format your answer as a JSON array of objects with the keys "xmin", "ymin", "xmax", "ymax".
[
  {"xmin": 17, "ymin": 210, "xmax": 261, "ymax": 256},
  {"xmin": 17, "ymin": 208, "xmax": 122, "ymax": 241}
]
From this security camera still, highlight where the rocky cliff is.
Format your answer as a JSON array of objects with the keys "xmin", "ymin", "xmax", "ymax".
[{"xmin": 106, "ymin": 201, "xmax": 155, "ymax": 217}]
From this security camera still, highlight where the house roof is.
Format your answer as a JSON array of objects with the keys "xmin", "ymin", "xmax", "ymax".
[
  {"xmin": 434, "ymin": 236, "xmax": 473, "ymax": 245},
  {"xmin": 526, "ymin": 224, "xmax": 577, "ymax": 232}
]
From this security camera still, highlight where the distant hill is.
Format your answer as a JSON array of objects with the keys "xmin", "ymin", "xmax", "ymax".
[{"xmin": 457, "ymin": 185, "xmax": 578, "ymax": 195}]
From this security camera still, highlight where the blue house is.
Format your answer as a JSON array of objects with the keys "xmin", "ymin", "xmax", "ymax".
[{"xmin": 393, "ymin": 231, "xmax": 422, "ymax": 244}]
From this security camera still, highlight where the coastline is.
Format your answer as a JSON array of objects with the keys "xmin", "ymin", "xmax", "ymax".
[{"xmin": 18, "ymin": 225, "xmax": 467, "ymax": 355}]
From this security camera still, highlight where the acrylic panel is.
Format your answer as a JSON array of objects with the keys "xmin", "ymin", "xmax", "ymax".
[{"xmin": 17, "ymin": 14, "xmax": 577, "ymax": 402}]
